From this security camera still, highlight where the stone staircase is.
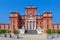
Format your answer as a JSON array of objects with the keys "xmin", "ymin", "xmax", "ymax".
[{"xmin": 25, "ymin": 30, "xmax": 37, "ymax": 34}]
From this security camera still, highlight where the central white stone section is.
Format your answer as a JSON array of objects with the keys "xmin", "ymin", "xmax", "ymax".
[{"xmin": 25, "ymin": 17, "xmax": 36, "ymax": 30}]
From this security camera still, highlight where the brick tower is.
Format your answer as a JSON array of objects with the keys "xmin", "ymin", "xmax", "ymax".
[
  {"xmin": 42, "ymin": 12, "xmax": 52, "ymax": 33},
  {"xmin": 10, "ymin": 11, "xmax": 20, "ymax": 33}
]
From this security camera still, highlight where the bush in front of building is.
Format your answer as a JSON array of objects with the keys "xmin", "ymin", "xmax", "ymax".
[
  {"xmin": 46, "ymin": 29, "xmax": 52, "ymax": 34},
  {"xmin": 52, "ymin": 29, "xmax": 58, "ymax": 38},
  {"xmin": 46, "ymin": 29, "xmax": 60, "ymax": 38},
  {"xmin": 13, "ymin": 29, "xmax": 20, "ymax": 39},
  {"xmin": 46, "ymin": 29, "xmax": 53, "ymax": 39},
  {"xmin": 57, "ymin": 29, "xmax": 60, "ymax": 34},
  {"xmin": 6, "ymin": 30, "xmax": 11, "ymax": 38},
  {"xmin": 0, "ymin": 29, "xmax": 6, "ymax": 34},
  {"xmin": 6, "ymin": 30, "xmax": 11, "ymax": 33},
  {"xmin": 57, "ymin": 29, "xmax": 60, "ymax": 37},
  {"xmin": 52, "ymin": 29, "xmax": 55, "ymax": 34},
  {"xmin": 0, "ymin": 29, "xmax": 7, "ymax": 37},
  {"xmin": 13, "ymin": 29, "xmax": 19, "ymax": 34}
]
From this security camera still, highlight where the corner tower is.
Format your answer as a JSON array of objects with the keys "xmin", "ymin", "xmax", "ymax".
[
  {"xmin": 42, "ymin": 12, "xmax": 52, "ymax": 33},
  {"xmin": 10, "ymin": 11, "xmax": 20, "ymax": 33}
]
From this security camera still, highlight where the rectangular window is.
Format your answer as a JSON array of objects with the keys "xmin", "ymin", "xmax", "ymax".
[
  {"xmin": 4, "ymin": 25, "xmax": 5, "ymax": 30},
  {"xmin": 13, "ymin": 25, "xmax": 15, "ymax": 29},
  {"xmin": 57, "ymin": 25, "xmax": 59, "ymax": 29},
  {"xmin": 8, "ymin": 25, "xmax": 10, "ymax": 30},
  {"xmin": 53, "ymin": 25, "xmax": 54, "ymax": 29},
  {"xmin": 47, "ymin": 25, "xmax": 49, "ymax": 29},
  {"xmin": 40, "ymin": 22, "xmax": 41, "ymax": 25}
]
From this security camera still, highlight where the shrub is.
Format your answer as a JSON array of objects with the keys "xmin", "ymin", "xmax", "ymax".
[
  {"xmin": 57, "ymin": 29, "xmax": 60, "ymax": 34},
  {"xmin": 2, "ymin": 30, "xmax": 6, "ymax": 33},
  {"xmin": 13, "ymin": 29, "xmax": 19, "ymax": 34},
  {"xmin": 46, "ymin": 29, "xmax": 52, "ymax": 34},
  {"xmin": 0, "ymin": 29, "xmax": 7, "ymax": 34},
  {"xmin": 52, "ymin": 29, "xmax": 55, "ymax": 34},
  {"xmin": 6, "ymin": 30, "xmax": 11, "ymax": 33},
  {"xmin": 0, "ymin": 30, "xmax": 2, "ymax": 34}
]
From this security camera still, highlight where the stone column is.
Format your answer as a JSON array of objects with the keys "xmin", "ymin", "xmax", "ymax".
[
  {"xmin": 35, "ymin": 21, "xmax": 36, "ymax": 28},
  {"xmin": 28, "ymin": 21, "xmax": 30, "ymax": 30},
  {"xmin": 25, "ymin": 21, "xmax": 27, "ymax": 30}
]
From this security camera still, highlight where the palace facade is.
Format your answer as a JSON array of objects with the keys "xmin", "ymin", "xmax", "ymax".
[{"xmin": 0, "ymin": 6, "xmax": 60, "ymax": 34}]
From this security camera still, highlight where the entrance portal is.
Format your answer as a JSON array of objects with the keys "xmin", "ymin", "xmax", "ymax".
[{"xmin": 25, "ymin": 17, "xmax": 36, "ymax": 30}]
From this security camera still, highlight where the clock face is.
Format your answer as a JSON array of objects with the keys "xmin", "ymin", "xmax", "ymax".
[
  {"xmin": 30, "ymin": 10, "xmax": 32, "ymax": 16},
  {"xmin": 30, "ymin": 10, "xmax": 32, "ymax": 13}
]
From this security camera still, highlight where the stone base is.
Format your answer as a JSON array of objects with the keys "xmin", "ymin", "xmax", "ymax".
[{"xmin": 19, "ymin": 29, "xmax": 25, "ymax": 34}]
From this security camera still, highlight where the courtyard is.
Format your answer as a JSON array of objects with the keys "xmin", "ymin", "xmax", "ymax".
[{"xmin": 0, "ymin": 34, "xmax": 60, "ymax": 40}]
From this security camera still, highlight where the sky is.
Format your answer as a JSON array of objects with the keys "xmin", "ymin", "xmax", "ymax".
[{"xmin": 0, "ymin": 0, "xmax": 60, "ymax": 23}]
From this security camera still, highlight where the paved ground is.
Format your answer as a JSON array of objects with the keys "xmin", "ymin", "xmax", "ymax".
[{"xmin": 0, "ymin": 34, "xmax": 60, "ymax": 40}]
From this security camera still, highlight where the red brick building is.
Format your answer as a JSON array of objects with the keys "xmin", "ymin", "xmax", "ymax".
[{"xmin": 0, "ymin": 6, "xmax": 60, "ymax": 33}]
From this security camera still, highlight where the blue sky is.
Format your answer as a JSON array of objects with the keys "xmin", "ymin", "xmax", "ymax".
[{"xmin": 0, "ymin": 0, "xmax": 60, "ymax": 23}]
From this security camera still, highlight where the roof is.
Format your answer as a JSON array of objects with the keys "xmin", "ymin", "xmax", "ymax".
[
  {"xmin": 52, "ymin": 23, "xmax": 60, "ymax": 25},
  {"xmin": 0, "ymin": 23, "xmax": 9, "ymax": 25},
  {"xmin": 25, "ymin": 6, "xmax": 37, "ymax": 9}
]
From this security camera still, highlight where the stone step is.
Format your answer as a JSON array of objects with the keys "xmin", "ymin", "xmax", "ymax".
[{"xmin": 25, "ymin": 30, "xmax": 37, "ymax": 34}]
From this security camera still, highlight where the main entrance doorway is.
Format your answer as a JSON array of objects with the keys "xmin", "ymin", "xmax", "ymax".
[
  {"xmin": 24, "ymin": 17, "xmax": 37, "ymax": 34},
  {"xmin": 25, "ymin": 20, "xmax": 36, "ymax": 30},
  {"xmin": 25, "ymin": 17, "xmax": 36, "ymax": 30}
]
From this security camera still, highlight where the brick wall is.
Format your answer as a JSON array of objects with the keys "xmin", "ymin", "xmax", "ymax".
[{"xmin": 0, "ymin": 24, "xmax": 9, "ymax": 30}]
